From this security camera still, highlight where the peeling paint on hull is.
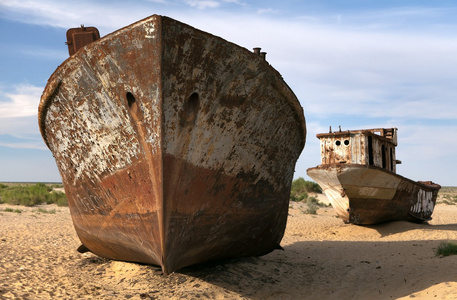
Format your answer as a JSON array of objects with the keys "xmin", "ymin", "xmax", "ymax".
[
  {"xmin": 38, "ymin": 15, "xmax": 306, "ymax": 274},
  {"xmin": 307, "ymin": 128, "xmax": 440, "ymax": 225},
  {"xmin": 307, "ymin": 165, "xmax": 440, "ymax": 224}
]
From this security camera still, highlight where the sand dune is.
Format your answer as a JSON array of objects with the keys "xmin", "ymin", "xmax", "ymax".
[{"xmin": 1, "ymin": 199, "xmax": 457, "ymax": 299}]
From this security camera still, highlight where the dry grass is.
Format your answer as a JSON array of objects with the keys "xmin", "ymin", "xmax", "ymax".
[{"xmin": 437, "ymin": 187, "xmax": 457, "ymax": 205}]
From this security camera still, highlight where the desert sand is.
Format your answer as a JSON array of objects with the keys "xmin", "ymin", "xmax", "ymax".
[{"xmin": 1, "ymin": 194, "xmax": 457, "ymax": 299}]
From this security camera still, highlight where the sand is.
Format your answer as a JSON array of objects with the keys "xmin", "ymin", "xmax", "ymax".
[{"xmin": 1, "ymin": 196, "xmax": 457, "ymax": 299}]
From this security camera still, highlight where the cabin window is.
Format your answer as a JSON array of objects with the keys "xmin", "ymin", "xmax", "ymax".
[
  {"xmin": 335, "ymin": 140, "xmax": 341, "ymax": 146},
  {"xmin": 382, "ymin": 144, "xmax": 386, "ymax": 169},
  {"xmin": 368, "ymin": 136, "xmax": 374, "ymax": 165},
  {"xmin": 344, "ymin": 140, "xmax": 349, "ymax": 146}
]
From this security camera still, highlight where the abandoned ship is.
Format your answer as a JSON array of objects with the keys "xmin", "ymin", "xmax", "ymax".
[
  {"xmin": 38, "ymin": 15, "xmax": 306, "ymax": 274},
  {"xmin": 307, "ymin": 127, "xmax": 440, "ymax": 225}
]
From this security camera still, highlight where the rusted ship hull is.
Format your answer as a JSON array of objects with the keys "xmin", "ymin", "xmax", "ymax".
[
  {"xmin": 38, "ymin": 15, "xmax": 306, "ymax": 274},
  {"xmin": 307, "ymin": 165, "xmax": 440, "ymax": 225}
]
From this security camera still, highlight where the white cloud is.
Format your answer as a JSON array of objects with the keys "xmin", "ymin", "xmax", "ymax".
[
  {"xmin": 260, "ymin": 24, "xmax": 457, "ymax": 120},
  {"xmin": 223, "ymin": 0, "xmax": 244, "ymax": 4},
  {"xmin": 257, "ymin": 8, "xmax": 278, "ymax": 15},
  {"xmin": 351, "ymin": 6, "xmax": 457, "ymax": 25},
  {"xmin": 0, "ymin": 0, "xmax": 149, "ymax": 33},
  {"xmin": 0, "ymin": 114, "xmax": 41, "ymax": 138},
  {"xmin": 393, "ymin": 124, "xmax": 457, "ymax": 185},
  {"xmin": 0, "ymin": 84, "xmax": 45, "ymax": 150},
  {"xmin": 19, "ymin": 47, "xmax": 67, "ymax": 61},
  {"xmin": 2, "ymin": 4, "xmax": 455, "ymax": 123},
  {"xmin": 398, "ymin": 124, "xmax": 457, "ymax": 158},
  {"xmin": 145, "ymin": 0, "xmax": 170, "ymax": 3},
  {"xmin": 184, "ymin": 0, "xmax": 220, "ymax": 9},
  {"xmin": 0, "ymin": 113, "xmax": 45, "ymax": 150},
  {"xmin": 0, "ymin": 140, "xmax": 47, "ymax": 150},
  {"xmin": 2, "ymin": 4, "xmax": 455, "ymax": 124},
  {"xmin": 0, "ymin": 84, "xmax": 42, "ymax": 119}
]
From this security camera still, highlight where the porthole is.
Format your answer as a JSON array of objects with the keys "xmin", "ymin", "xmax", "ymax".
[
  {"xmin": 187, "ymin": 92, "xmax": 199, "ymax": 113},
  {"xmin": 126, "ymin": 92, "xmax": 136, "ymax": 108},
  {"xmin": 344, "ymin": 140, "xmax": 349, "ymax": 146},
  {"xmin": 183, "ymin": 92, "xmax": 200, "ymax": 123},
  {"xmin": 335, "ymin": 140, "xmax": 341, "ymax": 146},
  {"xmin": 126, "ymin": 92, "xmax": 143, "ymax": 121}
]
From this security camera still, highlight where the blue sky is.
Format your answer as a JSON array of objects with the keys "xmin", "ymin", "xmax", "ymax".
[{"xmin": 0, "ymin": 0, "xmax": 456, "ymax": 185}]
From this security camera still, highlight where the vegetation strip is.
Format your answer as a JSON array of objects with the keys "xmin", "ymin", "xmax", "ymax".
[{"xmin": 0, "ymin": 183, "xmax": 67, "ymax": 206}]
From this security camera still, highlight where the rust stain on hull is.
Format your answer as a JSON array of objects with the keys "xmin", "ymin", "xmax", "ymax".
[
  {"xmin": 38, "ymin": 15, "xmax": 306, "ymax": 274},
  {"xmin": 307, "ymin": 128, "xmax": 440, "ymax": 225},
  {"xmin": 307, "ymin": 164, "xmax": 440, "ymax": 224}
]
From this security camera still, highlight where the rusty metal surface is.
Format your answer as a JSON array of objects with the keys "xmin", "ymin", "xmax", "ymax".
[
  {"xmin": 308, "ymin": 164, "xmax": 440, "ymax": 224},
  {"xmin": 38, "ymin": 15, "xmax": 306, "ymax": 274},
  {"xmin": 66, "ymin": 26, "xmax": 100, "ymax": 56},
  {"xmin": 317, "ymin": 127, "xmax": 398, "ymax": 172},
  {"xmin": 307, "ymin": 127, "xmax": 440, "ymax": 225}
]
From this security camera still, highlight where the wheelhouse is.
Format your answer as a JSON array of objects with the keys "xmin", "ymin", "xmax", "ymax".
[{"xmin": 316, "ymin": 127, "xmax": 400, "ymax": 173}]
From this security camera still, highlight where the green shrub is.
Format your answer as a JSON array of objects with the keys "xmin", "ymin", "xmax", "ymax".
[
  {"xmin": 289, "ymin": 177, "xmax": 328, "ymax": 214},
  {"xmin": 0, "ymin": 183, "xmax": 67, "ymax": 206},
  {"xmin": 304, "ymin": 196, "xmax": 319, "ymax": 214},
  {"xmin": 304, "ymin": 181, "xmax": 322, "ymax": 194},
  {"xmin": 3, "ymin": 208, "xmax": 21, "ymax": 213},
  {"xmin": 55, "ymin": 193, "xmax": 68, "ymax": 206},
  {"xmin": 37, "ymin": 208, "xmax": 56, "ymax": 214},
  {"xmin": 291, "ymin": 191, "xmax": 308, "ymax": 202},
  {"xmin": 290, "ymin": 177, "xmax": 322, "ymax": 202},
  {"xmin": 436, "ymin": 241, "xmax": 457, "ymax": 257},
  {"xmin": 48, "ymin": 191, "xmax": 68, "ymax": 206},
  {"xmin": 48, "ymin": 184, "xmax": 64, "ymax": 189}
]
